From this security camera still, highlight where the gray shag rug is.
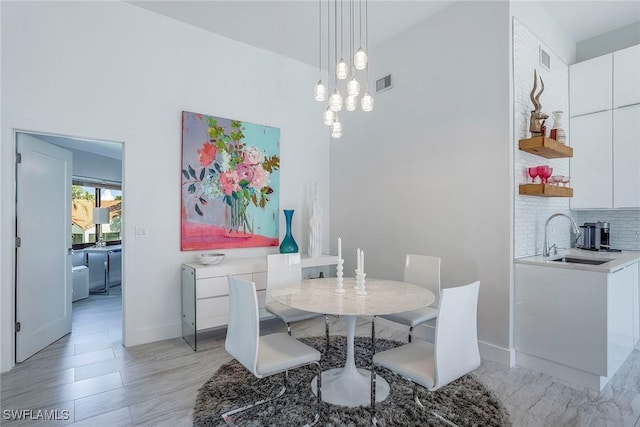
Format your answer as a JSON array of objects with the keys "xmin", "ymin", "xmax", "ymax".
[{"xmin": 193, "ymin": 336, "xmax": 511, "ymax": 426}]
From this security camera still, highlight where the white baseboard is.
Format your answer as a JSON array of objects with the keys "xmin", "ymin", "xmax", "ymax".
[
  {"xmin": 516, "ymin": 351, "xmax": 609, "ymax": 391},
  {"xmin": 125, "ymin": 321, "xmax": 182, "ymax": 347}
]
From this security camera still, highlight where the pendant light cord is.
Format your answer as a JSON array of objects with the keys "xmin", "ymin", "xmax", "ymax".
[
  {"xmin": 365, "ymin": 0, "xmax": 369, "ymax": 88},
  {"xmin": 340, "ymin": 0, "xmax": 344, "ymax": 59},
  {"xmin": 334, "ymin": 0, "xmax": 338, "ymax": 85},
  {"xmin": 318, "ymin": 0, "xmax": 322, "ymax": 79}
]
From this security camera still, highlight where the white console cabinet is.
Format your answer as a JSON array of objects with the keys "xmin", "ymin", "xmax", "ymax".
[{"xmin": 181, "ymin": 254, "xmax": 337, "ymax": 350}]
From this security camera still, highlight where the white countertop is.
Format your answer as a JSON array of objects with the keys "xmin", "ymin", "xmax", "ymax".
[
  {"xmin": 515, "ymin": 248, "xmax": 640, "ymax": 273},
  {"xmin": 183, "ymin": 253, "xmax": 338, "ymax": 278}
]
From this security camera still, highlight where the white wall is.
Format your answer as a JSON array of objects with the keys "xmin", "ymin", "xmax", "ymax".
[
  {"xmin": 0, "ymin": 1, "xmax": 330, "ymax": 372},
  {"xmin": 513, "ymin": 18, "xmax": 572, "ymax": 258},
  {"xmin": 330, "ymin": 1, "xmax": 513, "ymax": 361},
  {"xmin": 510, "ymin": 1, "xmax": 577, "ymax": 65}
]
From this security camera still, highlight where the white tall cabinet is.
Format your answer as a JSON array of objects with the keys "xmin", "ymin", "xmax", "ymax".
[
  {"xmin": 614, "ymin": 104, "xmax": 640, "ymax": 208},
  {"xmin": 569, "ymin": 44, "xmax": 640, "ymax": 209},
  {"xmin": 569, "ymin": 111, "xmax": 613, "ymax": 209}
]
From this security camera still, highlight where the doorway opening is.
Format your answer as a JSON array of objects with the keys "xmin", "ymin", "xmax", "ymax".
[{"xmin": 14, "ymin": 131, "xmax": 124, "ymax": 363}]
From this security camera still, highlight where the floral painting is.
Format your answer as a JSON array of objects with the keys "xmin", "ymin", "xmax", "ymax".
[{"xmin": 181, "ymin": 111, "xmax": 280, "ymax": 250}]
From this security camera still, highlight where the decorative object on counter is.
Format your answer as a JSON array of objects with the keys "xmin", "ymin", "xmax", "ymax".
[
  {"xmin": 92, "ymin": 207, "xmax": 110, "ymax": 248},
  {"xmin": 308, "ymin": 183, "xmax": 322, "ymax": 258},
  {"xmin": 549, "ymin": 110, "xmax": 567, "ymax": 144},
  {"xmin": 196, "ymin": 252, "xmax": 225, "ymax": 265},
  {"xmin": 529, "ymin": 69, "xmax": 549, "ymax": 137},
  {"xmin": 181, "ymin": 111, "xmax": 281, "ymax": 251},
  {"xmin": 279, "ymin": 209, "xmax": 299, "ymax": 253},
  {"xmin": 335, "ymin": 236, "xmax": 345, "ymax": 293}
]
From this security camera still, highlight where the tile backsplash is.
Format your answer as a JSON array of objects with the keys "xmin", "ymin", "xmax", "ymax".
[{"xmin": 574, "ymin": 210, "xmax": 640, "ymax": 251}]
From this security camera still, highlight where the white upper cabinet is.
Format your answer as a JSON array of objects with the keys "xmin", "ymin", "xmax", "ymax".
[
  {"xmin": 570, "ymin": 111, "xmax": 613, "ymax": 210},
  {"xmin": 613, "ymin": 44, "xmax": 640, "ymax": 109},
  {"xmin": 614, "ymin": 104, "xmax": 640, "ymax": 208},
  {"xmin": 569, "ymin": 54, "xmax": 612, "ymax": 117}
]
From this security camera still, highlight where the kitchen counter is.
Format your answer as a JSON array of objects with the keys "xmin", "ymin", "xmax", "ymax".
[
  {"xmin": 515, "ymin": 248, "xmax": 640, "ymax": 273},
  {"xmin": 515, "ymin": 248, "xmax": 640, "ymax": 390}
]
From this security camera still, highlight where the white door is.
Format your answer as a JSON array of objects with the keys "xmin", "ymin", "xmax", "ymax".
[{"xmin": 16, "ymin": 133, "xmax": 73, "ymax": 362}]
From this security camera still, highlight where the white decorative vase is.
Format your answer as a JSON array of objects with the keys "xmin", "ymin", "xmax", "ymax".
[
  {"xmin": 550, "ymin": 111, "xmax": 567, "ymax": 144},
  {"xmin": 308, "ymin": 184, "xmax": 322, "ymax": 258}
]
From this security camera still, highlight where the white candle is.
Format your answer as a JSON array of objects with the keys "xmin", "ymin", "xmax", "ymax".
[
  {"xmin": 361, "ymin": 249, "xmax": 365, "ymax": 274},
  {"xmin": 338, "ymin": 237, "xmax": 342, "ymax": 260},
  {"xmin": 357, "ymin": 248, "xmax": 361, "ymax": 271}
]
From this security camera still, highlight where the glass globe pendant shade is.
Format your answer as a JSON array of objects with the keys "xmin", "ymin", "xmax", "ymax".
[
  {"xmin": 347, "ymin": 77, "xmax": 360, "ymax": 96},
  {"xmin": 331, "ymin": 117, "xmax": 342, "ymax": 138},
  {"xmin": 361, "ymin": 91, "xmax": 374, "ymax": 112},
  {"xmin": 345, "ymin": 95, "xmax": 357, "ymax": 111},
  {"xmin": 329, "ymin": 89, "xmax": 343, "ymax": 112},
  {"xmin": 314, "ymin": 80, "xmax": 327, "ymax": 101},
  {"xmin": 336, "ymin": 59, "xmax": 348, "ymax": 80},
  {"xmin": 323, "ymin": 107, "xmax": 336, "ymax": 126},
  {"xmin": 331, "ymin": 117, "xmax": 342, "ymax": 134},
  {"xmin": 354, "ymin": 48, "xmax": 368, "ymax": 70}
]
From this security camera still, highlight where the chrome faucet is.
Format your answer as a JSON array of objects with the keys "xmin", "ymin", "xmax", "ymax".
[{"xmin": 543, "ymin": 213, "xmax": 581, "ymax": 257}]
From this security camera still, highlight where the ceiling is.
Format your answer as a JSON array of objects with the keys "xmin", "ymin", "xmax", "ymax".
[
  {"xmin": 44, "ymin": 1, "xmax": 639, "ymax": 157},
  {"xmin": 34, "ymin": 134, "xmax": 122, "ymax": 161},
  {"xmin": 130, "ymin": 0, "xmax": 640, "ymax": 67}
]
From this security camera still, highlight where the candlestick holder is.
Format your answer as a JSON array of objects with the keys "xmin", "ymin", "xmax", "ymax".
[
  {"xmin": 356, "ymin": 272, "xmax": 367, "ymax": 296},
  {"xmin": 354, "ymin": 269, "xmax": 360, "ymax": 289},
  {"xmin": 334, "ymin": 258, "xmax": 345, "ymax": 294}
]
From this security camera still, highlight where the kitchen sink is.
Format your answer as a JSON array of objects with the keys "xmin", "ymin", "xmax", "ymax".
[{"xmin": 551, "ymin": 256, "xmax": 611, "ymax": 265}]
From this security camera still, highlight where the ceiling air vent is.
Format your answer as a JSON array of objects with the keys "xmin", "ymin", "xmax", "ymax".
[
  {"xmin": 375, "ymin": 74, "xmax": 393, "ymax": 94},
  {"xmin": 539, "ymin": 47, "xmax": 551, "ymax": 71}
]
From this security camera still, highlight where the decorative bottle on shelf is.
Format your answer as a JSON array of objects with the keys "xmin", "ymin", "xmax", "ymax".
[
  {"xmin": 550, "ymin": 111, "xmax": 567, "ymax": 144},
  {"xmin": 279, "ymin": 209, "xmax": 299, "ymax": 254}
]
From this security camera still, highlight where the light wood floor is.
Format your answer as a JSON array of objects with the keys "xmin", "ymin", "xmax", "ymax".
[{"xmin": 2, "ymin": 290, "xmax": 640, "ymax": 426}]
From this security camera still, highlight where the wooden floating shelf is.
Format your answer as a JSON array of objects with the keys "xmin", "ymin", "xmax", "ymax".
[
  {"xmin": 519, "ymin": 184, "xmax": 573, "ymax": 197},
  {"xmin": 519, "ymin": 136, "xmax": 573, "ymax": 159}
]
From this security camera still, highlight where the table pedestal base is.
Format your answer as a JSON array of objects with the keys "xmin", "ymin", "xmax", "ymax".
[{"xmin": 311, "ymin": 368, "xmax": 389, "ymax": 407}]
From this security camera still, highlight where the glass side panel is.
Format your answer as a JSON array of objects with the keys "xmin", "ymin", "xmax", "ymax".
[{"xmin": 182, "ymin": 266, "xmax": 197, "ymax": 351}]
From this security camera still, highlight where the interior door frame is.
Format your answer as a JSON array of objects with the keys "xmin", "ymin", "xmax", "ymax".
[{"xmin": 12, "ymin": 128, "xmax": 126, "ymax": 366}]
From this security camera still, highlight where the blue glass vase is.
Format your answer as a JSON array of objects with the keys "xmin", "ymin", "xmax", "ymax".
[{"xmin": 279, "ymin": 209, "xmax": 299, "ymax": 254}]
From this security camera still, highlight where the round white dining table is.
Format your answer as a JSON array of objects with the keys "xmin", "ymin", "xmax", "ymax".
[{"xmin": 271, "ymin": 277, "xmax": 435, "ymax": 407}]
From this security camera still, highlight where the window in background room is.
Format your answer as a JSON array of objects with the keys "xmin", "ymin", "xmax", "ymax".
[{"xmin": 71, "ymin": 181, "xmax": 121, "ymax": 247}]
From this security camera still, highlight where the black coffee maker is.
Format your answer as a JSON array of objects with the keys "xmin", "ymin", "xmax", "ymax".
[
  {"xmin": 579, "ymin": 221, "xmax": 610, "ymax": 250},
  {"xmin": 596, "ymin": 221, "xmax": 610, "ymax": 250}
]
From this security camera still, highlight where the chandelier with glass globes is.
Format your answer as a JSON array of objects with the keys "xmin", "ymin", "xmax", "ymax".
[{"xmin": 313, "ymin": 0, "xmax": 374, "ymax": 139}]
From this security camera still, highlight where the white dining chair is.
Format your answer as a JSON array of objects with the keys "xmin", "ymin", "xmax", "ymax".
[
  {"xmin": 378, "ymin": 254, "xmax": 441, "ymax": 343},
  {"xmin": 223, "ymin": 275, "xmax": 322, "ymax": 426},
  {"xmin": 370, "ymin": 281, "xmax": 481, "ymax": 426},
  {"xmin": 266, "ymin": 253, "xmax": 330, "ymax": 352}
]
